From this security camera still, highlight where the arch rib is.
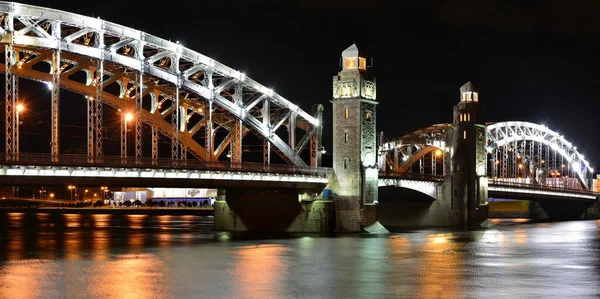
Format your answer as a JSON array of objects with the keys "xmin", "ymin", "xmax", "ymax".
[
  {"xmin": 486, "ymin": 121, "xmax": 593, "ymax": 190},
  {"xmin": 0, "ymin": 2, "xmax": 316, "ymax": 167}
]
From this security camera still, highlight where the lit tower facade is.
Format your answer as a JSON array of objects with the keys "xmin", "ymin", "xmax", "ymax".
[
  {"xmin": 451, "ymin": 81, "xmax": 489, "ymax": 228},
  {"xmin": 331, "ymin": 44, "xmax": 378, "ymax": 232}
]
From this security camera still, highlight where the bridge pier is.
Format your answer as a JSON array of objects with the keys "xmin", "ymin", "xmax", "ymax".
[{"xmin": 214, "ymin": 188, "xmax": 335, "ymax": 232}]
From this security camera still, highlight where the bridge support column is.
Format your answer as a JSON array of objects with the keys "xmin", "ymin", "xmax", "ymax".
[
  {"xmin": 214, "ymin": 188, "xmax": 334, "ymax": 232},
  {"xmin": 330, "ymin": 44, "xmax": 379, "ymax": 232},
  {"xmin": 451, "ymin": 82, "xmax": 489, "ymax": 229}
]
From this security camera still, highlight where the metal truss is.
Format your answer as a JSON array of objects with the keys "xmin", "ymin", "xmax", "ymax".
[
  {"xmin": 4, "ymin": 44, "xmax": 15, "ymax": 161},
  {"xmin": 94, "ymin": 30, "xmax": 104, "ymax": 162},
  {"xmin": 50, "ymin": 21, "xmax": 60, "ymax": 162},
  {"xmin": 379, "ymin": 121, "xmax": 593, "ymax": 191},
  {"xmin": 379, "ymin": 124, "xmax": 450, "ymax": 176},
  {"xmin": 151, "ymin": 125, "xmax": 158, "ymax": 165},
  {"xmin": 0, "ymin": 2, "xmax": 320, "ymax": 167},
  {"xmin": 486, "ymin": 121, "xmax": 593, "ymax": 190}
]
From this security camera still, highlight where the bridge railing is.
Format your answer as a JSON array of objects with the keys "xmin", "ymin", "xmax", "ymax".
[
  {"xmin": 1, "ymin": 153, "xmax": 333, "ymax": 177},
  {"xmin": 488, "ymin": 179, "xmax": 597, "ymax": 196},
  {"xmin": 378, "ymin": 171, "xmax": 444, "ymax": 182}
]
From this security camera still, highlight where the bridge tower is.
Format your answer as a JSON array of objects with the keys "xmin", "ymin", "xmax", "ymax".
[
  {"xmin": 330, "ymin": 44, "xmax": 379, "ymax": 232},
  {"xmin": 451, "ymin": 81, "xmax": 489, "ymax": 228}
]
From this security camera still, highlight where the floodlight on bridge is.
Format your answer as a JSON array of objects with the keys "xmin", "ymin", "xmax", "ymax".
[{"xmin": 124, "ymin": 113, "xmax": 133, "ymax": 122}]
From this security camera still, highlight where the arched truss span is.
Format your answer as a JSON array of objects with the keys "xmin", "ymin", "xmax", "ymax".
[
  {"xmin": 486, "ymin": 121, "xmax": 593, "ymax": 190},
  {"xmin": 0, "ymin": 2, "xmax": 321, "ymax": 167},
  {"xmin": 379, "ymin": 124, "xmax": 450, "ymax": 176}
]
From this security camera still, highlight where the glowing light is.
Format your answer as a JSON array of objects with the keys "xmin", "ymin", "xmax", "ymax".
[
  {"xmin": 16, "ymin": 104, "xmax": 24, "ymax": 112},
  {"xmin": 402, "ymin": 156, "xmax": 409, "ymax": 162},
  {"xmin": 125, "ymin": 113, "xmax": 133, "ymax": 122},
  {"xmin": 435, "ymin": 149, "xmax": 443, "ymax": 157},
  {"xmin": 45, "ymin": 82, "xmax": 53, "ymax": 89}
]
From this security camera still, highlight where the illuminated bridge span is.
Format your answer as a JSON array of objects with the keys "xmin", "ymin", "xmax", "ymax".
[
  {"xmin": 0, "ymin": 2, "xmax": 323, "ymax": 171},
  {"xmin": 379, "ymin": 121, "xmax": 595, "ymax": 192}
]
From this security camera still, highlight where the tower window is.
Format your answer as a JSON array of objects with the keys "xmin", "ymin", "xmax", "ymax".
[
  {"xmin": 460, "ymin": 113, "xmax": 463, "ymax": 122},
  {"xmin": 467, "ymin": 113, "xmax": 471, "ymax": 121},
  {"xmin": 365, "ymin": 112, "xmax": 371, "ymax": 121},
  {"xmin": 359, "ymin": 57, "xmax": 367, "ymax": 70},
  {"xmin": 343, "ymin": 157, "xmax": 349, "ymax": 169},
  {"xmin": 344, "ymin": 108, "xmax": 349, "ymax": 119},
  {"xmin": 344, "ymin": 58, "xmax": 357, "ymax": 70},
  {"xmin": 463, "ymin": 130, "xmax": 467, "ymax": 140},
  {"xmin": 344, "ymin": 132, "xmax": 348, "ymax": 143}
]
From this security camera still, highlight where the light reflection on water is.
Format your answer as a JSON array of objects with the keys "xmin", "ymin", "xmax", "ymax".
[{"xmin": 0, "ymin": 214, "xmax": 599, "ymax": 298}]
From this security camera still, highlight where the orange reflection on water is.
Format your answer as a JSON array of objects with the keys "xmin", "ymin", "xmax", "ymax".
[
  {"xmin": 232, "ymin": 244, "xmax": 290, "ymax": 299},
  {"xmin": 415, "ymin": 233, "xmax": 464, "ymax": 299},
  {"xmin": 157, "ymin": 215, "xmax": 172, "ymax": 229},
  {"xmin": 388, "ymin": 235, "xmax": 412, "ymax": 258},
  {"xmin": 0, "ymin": 260, "xmax": 59, "ymax": 298},
  {"xmin": 7, "ymin": 212, "xmax": 24, "ymax": 228},
  {"xmin": 88, "ymin": 254, "xmax": 171, "ymax": 299},
  {"xmin": 64, "ymin": 214, "xmax": 82, "ymax": 228},
  {"xmin": 4, "ymin": 231, "xmax": 24, "ymax": 261},
  {"xmin": 64, "ymin": 231, "xmax": 83, "ymax": 260},
  {"xmin": 513, "ymin": 229, "xmax": 529, "ymax": 244},
  {"xmin": 92, "ymin": 214, "xmax": 112, "ymax": 228},
  {"xmin": 157, "ymin": 232, "xmax": 172, "ymax": 248},
  {"xmin": 92, "ymin": 230, "xmax": 110, "ymax": 259},
  {"xmin": 127, "ymin": 215, "xmax": 147, "ymax": 229},
  {"xmin": 128, "ymin": 233, "xmax": 145, "ymax": 250}
]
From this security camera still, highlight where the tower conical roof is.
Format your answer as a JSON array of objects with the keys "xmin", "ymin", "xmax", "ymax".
[
  {"xmin": 460, "ymin": 81, "xmax": 475, "ymax": 92},
  {"xmin": 342, "ymin": 43, "xmax": 359, "ymax": 58}
]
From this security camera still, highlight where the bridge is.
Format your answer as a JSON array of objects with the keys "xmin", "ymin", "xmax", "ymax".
[{"xmin": 0, "ymin": 2, "xmax": 597, "ymax": 232}]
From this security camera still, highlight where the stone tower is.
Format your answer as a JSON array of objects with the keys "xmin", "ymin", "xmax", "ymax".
[
  {"xmin": 451, "ymin": 81, "xmax": 489, "ymax": 228},
  {"xmin": 330, "ymin": 44, "xmax": 378, "ymax": 232}
]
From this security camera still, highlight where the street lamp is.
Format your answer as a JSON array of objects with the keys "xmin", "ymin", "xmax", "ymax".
[
  {"xmin": 101, "ymin": 186, "xmax": 108, "ymax": 202},
  {"xmin": 67, "ymin": 185, "xmax": 76, "ymax": 204},
  {"xmin": 85, "ymin": 189, "xmax": 89, "ymax": 201}
]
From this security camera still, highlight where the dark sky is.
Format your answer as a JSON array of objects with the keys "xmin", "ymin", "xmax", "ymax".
[{"xmin": 19, "ymin": 0, "xmax": 600, "ymax": 170}]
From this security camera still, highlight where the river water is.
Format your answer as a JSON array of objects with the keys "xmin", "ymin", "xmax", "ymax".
[{"xmin": 0, "ymin": 213, "xmax": 599, "ymax": 298}]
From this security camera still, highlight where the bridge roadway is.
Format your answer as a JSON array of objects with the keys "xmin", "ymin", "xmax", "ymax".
[
  {"xmin": 0, "ymin": 153, "xmax": 330, "ymax": 189},
  {"xmin": 378, "ymin": 172, "xmax": 598, "ymax": 202}
]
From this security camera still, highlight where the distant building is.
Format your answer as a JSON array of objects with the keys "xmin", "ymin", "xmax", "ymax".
[{"xmin": 113, "ymin": 188, "xmax": 217, "ymax": 204}]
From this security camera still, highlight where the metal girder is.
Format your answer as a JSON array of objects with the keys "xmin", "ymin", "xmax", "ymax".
[
  {"xmin": 0, "ymin": 2, "xmax": 316, "ymax": 167},
  {"xmin": 151, "ymin": 124, "xmax": 158, "ymax": 165},
  {"xmin": 5, "ymin": 44, "xmax": 15, "ymax": 161},
  {"xmin": 95, "ymin": 31, "xmax": 104, "ymax": 162},
  {"xmin": 50, "ymin": 21, "xmax": 60, "ymax": 162},
  {"xmin": 3, "ymin": 61, "xmax": 212, "ymax": 161},
  {"xmin": 486, "ymin": 121, "xmax": 593, "ymax": 190},
  {"xmin": 171, "ymin": 84, "xmax": 180, "ymax": 164},
  {"xmin": 135, "ymin": 71, "xmax": 143, "ymax": 164}
]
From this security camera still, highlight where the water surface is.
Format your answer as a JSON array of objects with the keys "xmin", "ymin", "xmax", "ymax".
[{"xmin": 1, "ymin": 214, "xmax": 599, "ymax": 298}]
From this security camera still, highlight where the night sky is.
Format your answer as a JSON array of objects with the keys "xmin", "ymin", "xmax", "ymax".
[{"xmin": 17, "ymin": 0, "xmax": 600, "ymax": 170}]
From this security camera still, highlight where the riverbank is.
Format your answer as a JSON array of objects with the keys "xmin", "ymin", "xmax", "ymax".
[{"xmin": 0, "ymin": 207, "xmax": 214, "ymax": 216}]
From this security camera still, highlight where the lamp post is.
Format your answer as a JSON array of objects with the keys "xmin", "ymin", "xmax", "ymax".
[
  {"xmin": 101, "ymin": 186, "xmax": 108, "ymax": 202},
  {"xmin": 67, "ymin": 185, "xmax": 76, "ymax": 204}
]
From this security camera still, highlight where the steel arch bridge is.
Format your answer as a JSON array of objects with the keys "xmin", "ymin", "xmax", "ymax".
[
  {"xmin": 0, "ymin": 2, "xmax": 323, "ymax": 168},
  {"xmin": 379, "ymin": 121, "xmax": 595, "ymax": 191}
]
